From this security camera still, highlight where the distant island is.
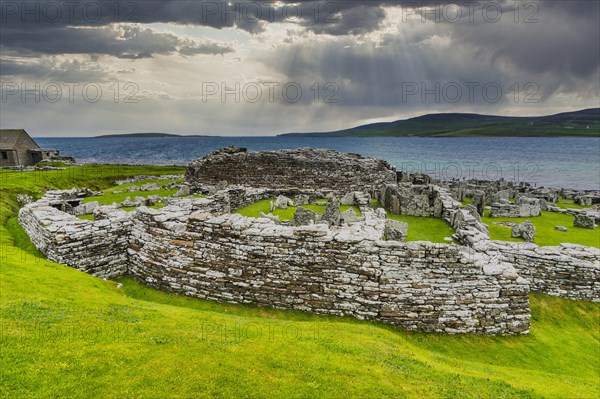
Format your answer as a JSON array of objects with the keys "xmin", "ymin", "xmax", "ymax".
[
  {"xmin": 94, "ymin": 133, "xmax": 211, "ymax": 138},
  {"xmin": 95, "ymin": 109, "xmax": 600, "ymax": 138},
  {"xmin": 280, "ymin": 108, "xmax": 600, "ymax": 138}
]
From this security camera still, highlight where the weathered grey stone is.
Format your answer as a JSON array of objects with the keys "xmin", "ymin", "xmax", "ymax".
[
  {"xmin": 512, "ymin": 220, "xmax": 536, "ymax": 242},
  {"xmin": 146, "ymin": 195, "xmax": 162, "ymax": 206},
  {"xmin": 379, "ymin": 184, "xmax": 442, "ymax": 217},
  {"xmin": 190, "ymin": 211, "xmax": 212, "ymax": 221},
  {"xmin": 274, "ymin": 195, "xmax": 293, "ymax": 210},
  {"xmin": 554, "ymin": 226, "xmax": 568, "ymax": 232},
  {"xmin": 490, "ymin": 197, "xmax": 541, "ymax": 218},
  {"xmin": 186, "ymin": 146, "xmax": 397, "ymax": 192},
  {"xmin": 140, "ymin": 183, "xmax": 161, "ymax": 191},
  {"xmin": 72, "ymin": 201, "xmax": 99, "ymax": 216},
  {"xmin": 322, "ymin": 198, "xmax": 341, "ymax": 225},
  {"xmin": 385, "ymin": 219, "xmax": 408, "ymax": 241},
  {"xmin": 574, "ymin": 214, "xmax": 596, "ymax": 229},
  {"xmin": 16, "ymin": 194, "xmax": 34, "ymax": 205},
  {"xmin": 340, "ymin": 208, "xmax": 359, "ymax": 224},
  {"xmin": 293, "ymin": 194, "xmax": 311, "ymax": 206},
  {"xmin": 293, "ymin": 206, "xmax": 318, "ymax": 226},
  {"xmin": 214, "ymin": 181, "xmax": 228, "ymax": 192},
  {"xmin": 491, "ymin": 190, "xmax": 510, "ymax": 203},
  {"xmin": 173, "ymin": 185, "xmax": 190, "ymax": 197},
  {"xmin": 259, "ymin": 212, "xmax": 281, "ymax": 223},
  {"xmin": 574, "ymin": 195, "xmax": 593, "ymax": 206},
  {"xmin": 340, "ymin": 192, "xmax": 355, "ymax": 206},
  {"xmin": 472, "ymin": 191, "xmax": 486, "ymax": 216},
  {"xmin": 518, "ymin": 197, "xmax": 542, "ymax": 217}
]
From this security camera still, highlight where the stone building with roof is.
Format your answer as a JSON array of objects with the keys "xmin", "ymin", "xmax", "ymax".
[{"xmin": 0, "ymin": 129, "xmax": 61, "ymax": 167}]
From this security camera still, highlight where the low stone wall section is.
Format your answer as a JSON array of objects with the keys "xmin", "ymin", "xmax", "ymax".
[
  {"xmin": 451, "ymin": 209, "xmax": 600, "ymax": 302},
  {"xmin": 127, "ymin": 206, "xmax": 530, "ymax": 334},
  {"xmin": 18, "ymin": 202, "xmax": 132, "ymax": 279}
]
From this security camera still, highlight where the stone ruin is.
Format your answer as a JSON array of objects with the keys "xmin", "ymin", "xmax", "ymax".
[
  {"xmin": 446, "ymin": 178, "xmax": 600, "ymax": 230},
  {"xmin": 186, "ymin": 146, "xmax": 397, "ymax": 192},
  {"xmin": 489, "ymin": 197, "xmax": 542, "ymax": 218},
  {"xmin": 18, "ymin": 147, "xmax": 600, "ymax": 336}
]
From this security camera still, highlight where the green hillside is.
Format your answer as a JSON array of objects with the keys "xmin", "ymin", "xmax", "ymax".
[
  {"xmin": 281, "ymin": 108, "xmax": 600, "ymax": 137},
  {"xmin": 1, "ymin": 166, "xmax": 599, "ymax": 398}
]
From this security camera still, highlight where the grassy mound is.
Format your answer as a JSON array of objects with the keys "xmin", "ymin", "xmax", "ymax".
[{"xmin": 1, "ymin": 166, "xmax": 598, "ymax": 398}]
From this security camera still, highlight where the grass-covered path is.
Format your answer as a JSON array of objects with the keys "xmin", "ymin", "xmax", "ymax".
[{"xmin": 1, "ymin": 166, "xmax": 599, "ymax": 398}]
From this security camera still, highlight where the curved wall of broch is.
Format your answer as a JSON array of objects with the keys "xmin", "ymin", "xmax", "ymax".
[{"xmin": 18, "ymin": 182, "xmax": 599, "ymax": 336}]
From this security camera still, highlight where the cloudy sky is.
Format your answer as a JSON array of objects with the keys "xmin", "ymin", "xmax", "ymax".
[{"xmin": 0, "ymin": 0, "xmax": 598, "ymax": 136}]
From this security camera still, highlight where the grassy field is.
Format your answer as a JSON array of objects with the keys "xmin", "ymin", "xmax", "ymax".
[
  {"xmin": 554, "ymin": 198, "xmax": 594, "ymax": 210},
  {"xmin": 482, "ymin": 210, "xmax": 600, "ymax": 248},
  {"xmin": 82, "ymin": 177, "xmax": 184, "ymax": 206},
  {"xmin": 235, "ymin": 199, "xmax": 361, "ymax": 221},
  {"xmin": 1, "ymin": 166, "xmax": 599, "ymax": 398},
  {"xmin": 236, "ymin": 199, "xmax": 455, "ymax": 243},
  {"xmin": 369, "ymin": 200, "xmax": 456, "ymax": 243},
  {"xmin": 386, "ymin": 214, "xmax": 456, "ymax": 243}
]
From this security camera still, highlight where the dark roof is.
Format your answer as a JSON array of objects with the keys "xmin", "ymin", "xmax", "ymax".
[{"xmin": 0, "ymin": 129, "xmax": 36, "ymax": 149}]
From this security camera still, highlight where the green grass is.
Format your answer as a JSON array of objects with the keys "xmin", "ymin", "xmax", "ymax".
[
  {"xmin": 83, "ymin": 187, "xmax": 178, "ymax": 206},
  {"xmin": 73, "ymin": 176, "xmax": 183, "ymax": 217},
  {"xmin": 386, "ymin": 214, "xmax": 456, "ymax": 244},
  {"xmin": 482, "ymin": 211, "xmax": 600, "ymax": 248},
  {"xmin": 105, "ymin": 178, "xmax": 183, "ymax": 193},
  {"xmin": 1, "ymin": 165, "xmax": 599, "ymax": 398},
  {"xmin": 235, "ymin": 199, "xmax": 361, "ymax": 222},
  {"xmin": 75, "ymin": 204, "xmax": 167, "ymax": 220},
  {"xmin": 554, "ymin": 198, "xmax": 593, "ymax": 210},
  {"xmin": 35, "ymin": 160, "xmax": 73, "ymax": 168},
  {"xmin": 461, "ymin": 197, "xmax": 473, "ymax": 207},
  {"xmin": 370, "ymin": 199, "xmax": 456, "ymax": 243}
]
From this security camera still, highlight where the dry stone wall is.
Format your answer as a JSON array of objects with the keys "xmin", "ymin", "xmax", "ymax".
[
  {"xmin": 185, "ymin": 146, "xmax": 397, "ymax": 192},
  {"xmin": 18, "ymin": 202, "xmax": 132, "ymax": 279},
  {"xmin": 18, "ymin": 188, "xmax": 533, "ymax": 334},
  {"xmin": 128, "ymin": 206, "xmax": 530, "ymax": 335},
  {"xmin": 452, "ymin": 211, "xmax": 600, "ymax": 302}
]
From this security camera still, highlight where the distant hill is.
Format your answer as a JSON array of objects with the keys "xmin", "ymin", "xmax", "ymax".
[
  {"xmin": 94, "ymin": 133, "xmax": 210, "ymax": 138},
  {"xmin": 280, "ymin": 108, "xmax": 600, "ymax": 137}
]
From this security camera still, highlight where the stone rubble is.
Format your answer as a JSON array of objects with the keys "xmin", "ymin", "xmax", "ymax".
[
  {"xmin": 489, "ymin": 197, "xmax": 541, "ymax": 218},
  {"xmin": 293, "ymin": 206, "xmax": 319, "ymax": 226},
  {"xmin": 574, "ymin": 214, "xmax": 596, "ymax": 229},
  {"xmin": 384, "ymin": 220, "xmax": 408, "ymax": 241},
  {"xmin": 511, "ymin": 220, "xmax": 536, "ymax": 242}
]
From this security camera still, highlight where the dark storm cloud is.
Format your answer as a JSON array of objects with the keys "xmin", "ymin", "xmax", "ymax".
[
  {"xmin": 3, "ymin": 0, "xmax": 597, "ymax": 59},
  {"xmin": 0, "ymin": 22, "xmax": 233, "ymax": 59},
  {"xmin": 448, "ymin": 2, "xmax": 599, "ymax": 80},
  {"xmin": 259, "ymin": 0, "xmax": 599, "ymax": 110},
  {"xmin": 0, "ymin": 0, "xmax": 458, "ymax": 48},
  {"xmin": 0, "ymin": 0, "xmax": 598, "ymax": 117}
]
